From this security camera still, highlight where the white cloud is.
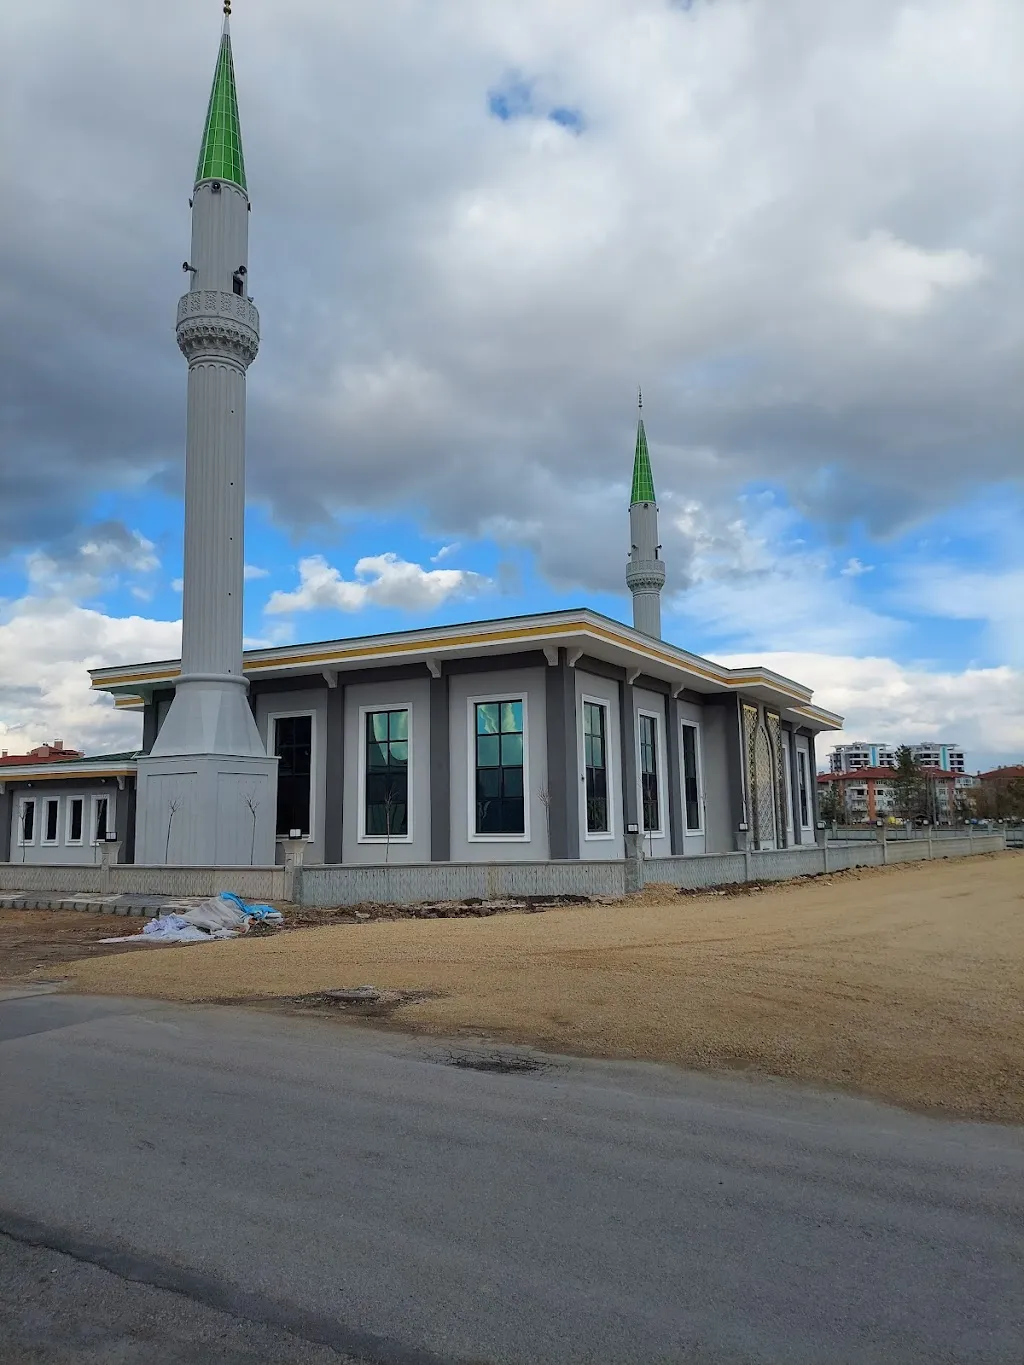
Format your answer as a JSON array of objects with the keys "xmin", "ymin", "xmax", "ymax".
[
  {"xmin": 431, "ymin": 543, "xmax": 461, "ymax": 563},
  {"xmin": 265, "ymin": 553, "xmax": 492, "ymax": 616},
  {"xmin": 714, "ymin": 651, "xmax": 1024, "ymax": 772},
  {"xmin": 840, "ymin": 557, "xmax": 873, "ymax": 577},
  {"xmin": 243, "ymin": 564, "xmax": 269, "ymax": 580},
  {"xmin": 664, "ymin": 495, "xmax": 903, "ymax": 655},
  {"xmin": 171, "ymin": 578, "xmax": 183, "ymax": 593},
  {"xmin": 837, "ymin": 230, "xmax": 987, "ymax": 316},
  {"xmin": 0, "ymin": 594, "xmax": 177, "ymax": 755}
]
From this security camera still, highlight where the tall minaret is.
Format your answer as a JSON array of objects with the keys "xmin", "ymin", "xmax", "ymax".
[
  {"xmin": 135, "ymin": 3, "xmax": 278, "ymax": 866},
  {"xmin": 625, "ymin": 391, "xmax": 666, "ymax": 638}
]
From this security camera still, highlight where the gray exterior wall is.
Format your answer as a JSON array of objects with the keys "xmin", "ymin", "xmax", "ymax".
[
  {"xmin": 448, "ymin": 666, "xmax": 549, "ymax": 863},
  {"xmin": 701, "ymin": 696, "xmax": 742, "ymax": 854},
  {"xmin": 4, "ymin": 779, "xmax": 128, "ymax": 866},
  {"xmin": 341, "ymin": 676, "xmax": 431, "ymax": 865},
  {"xmin": 254, "ymin": 686, "xmax": 329, "ymax": 864},
  {"xmin": 575, "ymin": 668, "xmax": 625, "ymax": 860}
]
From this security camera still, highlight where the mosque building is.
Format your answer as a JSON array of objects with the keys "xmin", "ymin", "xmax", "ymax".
[{"xmin": 0, "ymin": 9, "xmax": 838, "ymax": 869}]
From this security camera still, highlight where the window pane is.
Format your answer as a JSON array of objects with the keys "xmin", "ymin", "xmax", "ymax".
[
  {"xmin": 388, "ymin": 710, "xmax": 408, "ymax": 741},
  {"xmin": 477, "ymin": 734, "xmax": 500, "ymax": 768},
  {"xmin": 497, "ymin": 797, "xmax": 524, "ymax": 834},
  {"xmin": 500, "ymin": 733, "xmax": 523, "ymax": 767},
  {"xmin": 591, "ymin": 737, "xmax": 603, "ymax": 769},
  {"xmin": 682, "ymin": 725, "xmax": 701, "ymax": 831},
  {"xmin": 477, "ymin": 703, "xmax": 499, "ymax": 735},
  {"xmin": 70, "ymin": 800, "xmax": 83, "ymax": 842},
  {"xmin": 388, "ymin": 740, "xmax": 408, "ymax": 768},
  {"xmin": 371, "ymin": 712, "xmax": 389, "ymax": 742},
  {"xmin": 22, "ymin": 802, "xmax": 34, "ymax": 842},
  {"xmin": 477, "ymin": 768, "xmax": 501, "ymax": 801},
  {"xmin": 95, "ymin": 799, "xmax": 108, "ymax": 841},
  {"xmin": 46, "ymin": 800, "xmax": 59, "ymax": 842},
  {"xmin": 500, "ymin": 701, "xmax": 523, "ymax": 734},
  {"xmin": 367, "ymin": 739, "xmax": 389, "ymax": 771},
  {"xmin": 502, "ymin": 766, "xmax": 523, "ymax": 798}
]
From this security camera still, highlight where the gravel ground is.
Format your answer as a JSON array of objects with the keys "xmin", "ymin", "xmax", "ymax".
[{"xmin": 59, "ymin": 852, "xmax": 1024, "ymax": 1122}]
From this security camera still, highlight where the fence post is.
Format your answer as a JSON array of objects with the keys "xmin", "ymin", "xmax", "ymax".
[
  {"xmin": 624, "ymin": 831, "xmax": 644, "ymax": 893},
  {"xmin": 98, "ymin": 841, "xmax": 121, "ymax": 896}
]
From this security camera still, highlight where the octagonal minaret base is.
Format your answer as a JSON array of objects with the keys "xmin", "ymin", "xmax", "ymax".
[{"xmin": 135, "ymin": 751, "xmax": 278, "ymax": 867}]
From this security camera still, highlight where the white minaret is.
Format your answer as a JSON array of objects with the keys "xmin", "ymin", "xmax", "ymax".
[
  {"xmin": 625, "ymin": 391, "xmax": 666, "ymax": 638},
  {"xmin": 134, "ymin": 4, "xmax": 278, "ymax": 866}
]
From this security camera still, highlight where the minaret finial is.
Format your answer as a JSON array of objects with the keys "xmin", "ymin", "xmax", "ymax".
[
  {"xmin": 224, "ymin": 1, "xmax": 231, "ymax": 15},
  {"xmin": 638, "ymin": 385, "xmax": 642, "ymax": 412}
]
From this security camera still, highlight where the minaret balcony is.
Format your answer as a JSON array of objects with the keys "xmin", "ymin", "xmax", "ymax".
[
  {"xmin": 626, "ymin": 558, "xmax": 667, "ymax": 593},
  {"xmin": 176, "ymin": 289, "xmax": 259, "ymax": 367}
]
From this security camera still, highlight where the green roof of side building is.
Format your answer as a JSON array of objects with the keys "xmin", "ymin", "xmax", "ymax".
[
  {"xmin": 630, "ymin": 417, "xmax": 656, "ymax": 504},
  {"xmin": 195, "ymin": 27, "xmax": 246, "ymax": 190}
]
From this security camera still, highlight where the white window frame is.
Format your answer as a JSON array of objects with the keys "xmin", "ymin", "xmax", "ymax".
[
  {"xmin": 357, "ymin": 703, "xmax": 414, "ymax": 844},
  {"xmin": 680, "ymin": 719, "xmax": 704, "ymax": 835},
  {"xmin": 580, "ymin": 694, "xmax": 615, "ymax": 842},
  {"xmin": 266, "ymin": 709, "xmax": 318, "ymax": 843},
  {"xmin": 66, "ymin": 796, "xmax": 85, "ymax": 847},
  {"xmin": 636, "ymin": 706, "xmax": 667, "ymax": 840},
  {"xmin": 467, "ymin": 691, "xmax": 530, "ymax": 843},
  {"xmin": 90, "ymin": 794, "xmax": 111, "ymax": 846},
  {"xmin": 42, "ymin": 795, "xmax": 61, "ymax": 846},
  {"xmin": 17, "ymin": 797, "xmax": 37, "ymax": 847}
]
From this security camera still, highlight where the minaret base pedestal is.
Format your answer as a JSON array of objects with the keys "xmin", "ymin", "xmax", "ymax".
[
  {"xmin": 134, "ymin": 675, "xmax": 279, "ymax": 866},
  {"xmin": 135, "ymin": 751, "xmax": 279, "ymax": 867}
]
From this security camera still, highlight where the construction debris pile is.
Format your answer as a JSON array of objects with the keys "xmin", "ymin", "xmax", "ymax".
[{"xmin": 101, "ymin": 892, "xmax": 283, "ymax": 946}]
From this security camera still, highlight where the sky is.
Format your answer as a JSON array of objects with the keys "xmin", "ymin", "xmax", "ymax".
[{"xmin": 1, "ymin": 0, "xmax": 1021, "ymax": 771}]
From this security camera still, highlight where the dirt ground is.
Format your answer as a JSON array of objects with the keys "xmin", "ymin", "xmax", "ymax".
[
  {"xmin": 12, "ymin": 852, "xmax": 1024, "ymax": 1122},
  {"xmin": 0, "ymin": 910, "xmax": 157, "ymax": 980}
]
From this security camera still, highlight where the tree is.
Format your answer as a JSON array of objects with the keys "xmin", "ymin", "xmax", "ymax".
[
  {"xmin": 819, "ymin": 786, "xmax": 843, "ymax": 826},
  {"xmin": 975, "ymin": 774, "xmax": 1024, "ymax": 822},
  {"xmin": 890, "ymin": 747, "xmax": 928, "ymax": 822}
]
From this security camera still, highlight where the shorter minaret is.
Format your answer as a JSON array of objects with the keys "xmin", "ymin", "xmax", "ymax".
[{"xmin": 625, "ymin": 391, "xmax": 666, "ymax": 638}]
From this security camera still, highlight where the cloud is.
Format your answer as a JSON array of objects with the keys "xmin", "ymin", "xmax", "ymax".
[
  {"xmin": 713, "ymin": 651, "xmax": 1024, "ymax": 773},
  {"xmin": 20, "ymin": 523, "xmax": 159, "ymax": 601},
  {"xmin": 837, "ymin": 230, "xmax": 986, "ymax": 316},
  {"xmin": 0, "ymin": 595, "xmax": 176, "ymax": 754},
  {"xmin": 664, "ymin": 494, "xmax": 902, "ymax": 655},
  {"xmin": 264, "ymin": 553, "xmax": 492, "ymax": 615},
  {"xmin": 840, "ymin": 557, "xmax": 873, "ymax": 577},
  {"xmin": 430, "ymin": 543, "xmax": 461, "ymax": 563},
  {"xmin": 243, "ymin": 563, "xmax": 269, "ymax": 580},
  {"xmin": 1, "ymin": 0, "xmax": 1020, "ymax": 572}
]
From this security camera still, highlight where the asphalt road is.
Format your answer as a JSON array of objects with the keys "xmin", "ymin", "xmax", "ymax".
[{"xmin": 0, "ymin": 991, "xmax": 1021, "ymax": 1365}]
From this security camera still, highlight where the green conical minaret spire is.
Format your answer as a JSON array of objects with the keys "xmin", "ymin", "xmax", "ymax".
[
  {"xmin": 195, "ymin": 10, "xmax": 246, "ymax": 190},
  {"xmin": 630, "ymin": 390, "xmax": 656, "ymax": 504}
]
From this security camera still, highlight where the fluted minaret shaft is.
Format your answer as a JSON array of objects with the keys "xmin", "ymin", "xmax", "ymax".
[{"xmin": 150, "ymin": 19, "xmax": 266, "ymax": 759}]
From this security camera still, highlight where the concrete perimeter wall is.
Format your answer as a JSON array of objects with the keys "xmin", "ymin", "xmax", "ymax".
[
  {"xmin": 0, "ymin": 863, "xmax": 286, "ymax": 900},
  {"xmin": 297, "ymin": 860, "xmax": 627, "ymax": 907},
  {"xmin": 0, "ymin": 834, "xmax": 1006, "ymax": 907}
]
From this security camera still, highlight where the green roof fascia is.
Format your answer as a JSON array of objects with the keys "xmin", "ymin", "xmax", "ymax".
[
  {"xmin": 195, "ymin": 30, "xmax": 247, "ymax": 190},
  {"xmin": 630, "ymin": 418, "xmax": 656, "ymax": 504}
]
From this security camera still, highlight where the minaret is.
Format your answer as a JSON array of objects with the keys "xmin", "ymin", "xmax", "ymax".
[
  {"xmin": 625, "ymin": 391, "xmax": 666, "ymax": 638},
  {"xmin": 134, "ymin": 3, "xmax": 278, "ymax": 866}
]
